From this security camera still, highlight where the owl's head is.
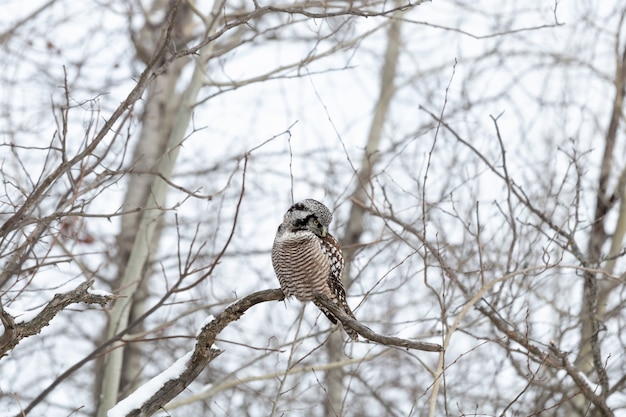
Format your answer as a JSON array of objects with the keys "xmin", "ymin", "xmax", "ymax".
[{"xmin": 282, "ymin": 199, "xmax": 333, "ymax": 237}]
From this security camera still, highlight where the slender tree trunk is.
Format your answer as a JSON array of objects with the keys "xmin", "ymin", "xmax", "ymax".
[
  {"xmin": 94, "ymin": 1, "xmax": 214, "ymax": 414},
  {"xmin": 573, "ymin": 43, "xmax": 626, "ymax": 417},
  {"xmin": 117, "ymin": 28, "xmax": 190, "ymax": 402},
  {"xmin": 324, "ymin": 10, "xmax": 402, "ymax": 416}
]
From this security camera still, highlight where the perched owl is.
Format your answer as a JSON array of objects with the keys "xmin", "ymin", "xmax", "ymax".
[{"xmin": 272, "ymin": 199, "xmax": 358, "ymax": 341}]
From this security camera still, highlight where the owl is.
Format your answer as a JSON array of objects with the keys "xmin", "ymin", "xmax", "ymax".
[{"xmin": 272, "ymin": 199, "xmax": 358, "ymax": 341}]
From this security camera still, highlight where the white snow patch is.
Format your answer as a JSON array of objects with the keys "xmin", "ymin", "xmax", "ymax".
[
  {"xmin": 107, "ymin": 351, "xmax": 192, "ymax": 417},
  {"xmin": 89, "ymin": 288, "xmax": 114, "ymax": 297},
  {"xmin": 4, "ymin": 306, "xmax": 45, "ymax": 324},
  {"xmin": 577, "ymin": 371, "xmax": 600, "ymax": 393},
  {"xmin": 196, "ymin": 314, "xmax": 215, "ymax": 336}
]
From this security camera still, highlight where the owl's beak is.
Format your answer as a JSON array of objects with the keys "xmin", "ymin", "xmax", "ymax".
[{"xmin": 321, "ymin": 226, "xmax": 327, "ymax": 237}]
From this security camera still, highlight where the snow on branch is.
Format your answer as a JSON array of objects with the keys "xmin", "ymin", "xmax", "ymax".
[{"xmin": 108, "ymin": 351, "xmax": 194, "ymax": 417}]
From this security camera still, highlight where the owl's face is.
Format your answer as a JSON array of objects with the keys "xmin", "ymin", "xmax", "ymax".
[{"xmin": 280, "ymin": 199, "xmax": 333, "ymax": 238}]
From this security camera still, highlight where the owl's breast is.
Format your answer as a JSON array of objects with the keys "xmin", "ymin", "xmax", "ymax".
[{"xmin": 271, "ymin": 231, "xmax": 332, "ymax": 301}]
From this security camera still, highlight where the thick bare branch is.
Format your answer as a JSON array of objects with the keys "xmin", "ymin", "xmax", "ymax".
[{"xmin": 0, "ymin": 280, "xmax": 115, "ymax": 357}]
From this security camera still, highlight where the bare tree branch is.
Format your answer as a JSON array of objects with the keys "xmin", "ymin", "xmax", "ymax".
[
  {"xmin": 0, "ymin": 280, "xmax": 115, "ymax": 357},
  {"xmin": 315, "ymin": 295, "xmax": 442, "ymax": 352}
]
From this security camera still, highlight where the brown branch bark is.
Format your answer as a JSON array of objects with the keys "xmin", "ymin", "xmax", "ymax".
[{"xmin": 477, "ymin": 304, "xmax": 614, "ymax": 417}]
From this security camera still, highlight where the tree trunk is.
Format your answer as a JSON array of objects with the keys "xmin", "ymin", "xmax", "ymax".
[
  {"xmin": 94, "ymin": 1, "xmax": 211, "ymax": 415},
  {"xmin": 573, "ymin": 43, "xmax": 626, "ymax": 417},
  {"xmin": 324, "ymin": 10, "xmax": 402, "ymax": 416}
]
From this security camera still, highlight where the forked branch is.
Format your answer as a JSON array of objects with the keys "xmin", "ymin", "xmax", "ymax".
[{"xmin": 0, "ymin": 280, "xmax": 115, "ymax": 357}]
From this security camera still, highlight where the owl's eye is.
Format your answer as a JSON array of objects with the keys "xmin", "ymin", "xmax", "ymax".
[{"xmin": 312, "ymin": 219, "xmax": 320, "ymax": 226}]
